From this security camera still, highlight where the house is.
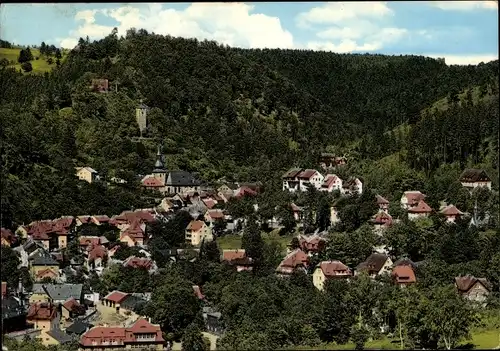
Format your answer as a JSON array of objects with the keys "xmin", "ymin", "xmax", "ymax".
[
  {"xmin": 185, "ymin": 220, "xmax": 213, "ymax": 246},
  {"xmin": 455, "ymin": 275, "xmax": 491, "ymax": 304},
  {"xmin": 79, "ymin": 236, "xmax": 101, "ymax": 250},
  {"xmin": 102, "ymin": 290, "xmax": 130, "ymax": 313},
  {"xmin": 238, "ymin": 182, "xmax": 263, "ymax": 194},
  {"xmin": 141, "ymin": 146, "xmax": 201, "ymax": 196},
  {"xmin": 342, "ymin": 177, "xmax": 363, "ymax": 195},
  {"xmin": 30, "ymin": 251, "xmax": 60, "ymax": 282},
  {"xmin": 330, "ymin": 205, "xmax": 340, "ymax": 225},
  {"xmin": 79, "ymin": 318, "xmax": 165, "ymax": 350},
  {"xmin": 371, "ymin": 211, "xmax": 393, "ymax": 233},
  {"xmin": 1, "ymin": 228, "xmax": 16, "ymax": 247},
  {"xmin": 313, "ymin": 260, "xmax": 352, "ymax": 290},
  {"xmin": 356, "ymin": 253, "xmax": 393, "ymax": 277},
  {"xmin": 87, "ymin": 244, "xmax": 108, "ymax": 271},
  {"xmin": 123, "ymin": 256, "xmax": 157, "ymax": 273},
  {"xmin": 392, "ymin": 265, "xmax": 416, "ymax": 287},
  {"xmin": 205, "ymin": 209, "xmax": 225, "ymax": 225},
  {"xmin": 2, "ymin": 294, "xmax": 28, "ymax": 334},
  {"xmin": 319, "ymin": 153, "xmax": 347, "ymax": 169},
  {"xmin": 440, "ymin": 204, "xmax": 464, "ymax": 223},
  {"xmin": 30, "ymin": 284, "xmax": 83, "ymax": 305},
  {"xmin": 218, "ymin": 183, "xmax": 239, "ymax": 199},
  {"xmin": 75, "ymin": 167, "xmax": 98, "ymax": 184},
  {"xmin": 61, "ymin": 298, "xmax": 85, "ymax": 320},
  {"xmin": 320, "ymin": 174, "xmax": 343, "ymax": 193},
  {"xmin": 66, "ymin": 320, "xmax": 93, "ymax": 337},
  {"xmin": 400, "ymin": 191, "xmax": 426, "ymax": 210},
  {"xmin": 407, "ymin": 200, "xmax": 432, "ymax": 220},
  {"xmin": 298, "ymin": 234, "xmax": 326, "ymax": 254},
  {"xmin": 275, "ymin": 249, "xmax": 309, "ymax": 277},
  {"xmin": 459, "ymin": 169, "xmax": 492, "ymax": 191},
  {"xmin": 50, "ymin": 216, "xmax": 76, "ymax": 249},
  {"xmin": 204, "ymin": 310, "xmax": 224, "ymax": 336},
  {"xmin": 26, "ymin": 302, "xmax": 61, "ymax": 346},
  {"xmin": 221, "ymin": 249, "xmax": 253, "ymax": 272},
  {"xmin": 234, "ymin": 186, "xmax": 258, "ymax": 199},
  {"xmin": 376, "ymin": 195, "xmax": 390, "ymax": 212},
  {"xmin": 90, "ymin": 78, "xmax": 109, "ymax": 93},
  {"xmin": 282, "ymin": 168, "xmax": 324, "ymax": 192},
  {"xmin": 119, "ymin": 221, "xmax": 146, "ymax": 247}
]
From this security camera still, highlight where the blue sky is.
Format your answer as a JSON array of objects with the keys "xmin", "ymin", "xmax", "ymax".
[{"xmin": 1, "ymin": 2, "xmax": 498, "ymax": 65}]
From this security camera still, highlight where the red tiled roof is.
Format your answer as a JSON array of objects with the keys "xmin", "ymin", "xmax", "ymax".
[
  {"xmin": 276, "ymin": 249, "xmax": 309, "ymax": 274},
  {"xmin": 92, "ymin": 215, "xmax": 110, "ymax": 224},
  {"xmin": 298, "ymin": 169, "xmax": 318, "ymax": 179},
  {"xmin": 77, "ymin": 216, "xmax": 92, "ymax": 224},
  {"xmin": 192, "ymin": 285, "xmax": 205, "ymax": 300},
  {"xmin": 63, "ymin": 298, "xmax": 81, "ymax": 312},
  {"xmin": 121, "ymin": 221, "xmax": 145, "ymax": 240},
  {"xmin": 392, "ymin": 265, "xmax": 416, "ymax": 284},
  {"xmin": 123, "ymin": 256, "xmax": 153, "ymax": 270},
  {"xmin": 235, "ymin": 186, "xmax": 258, "ymax": 198},
  {"xmin": 142, "ymin": 177, "xmax": 164, "ymax": 187},
  {"xmin": 28, "ymin": 220, "xmax": 53, "ymax": 235},
  {"xmin": 372, "ymin": 211, "xmax": 393, "ymax": 225},
  {"xmin": 322, "ymin": 174, "xmax": 339, "ymax": 188},
  {"xmin": 403, "ymin": 191, "xmax": 426, "ymax": 206},
  {"xmin": 187, "ymin": 220, "xmax": 204, "ymax": 232},
  {"xmin": 52, "ymin": 216, "xmax": 74, "ymax": 229},
  {"xmin": 222, "ymin": 249, "xmax": 246, "ymax": 262},
  {"xmin": 80, "ymin": 318, "xmax": 164, "ymax": 347},
  {"xmin": 208, "ymin": 210, "xmax": 224, "ymax": 220},
  {"xmin": 440, "ymin": 204, "xmax": 463, "ymax": 216},
  {"xmin": 298, "ymin": 235, "xmax": 326, "ymax": 252},
  {"xmin": 203, "ymin": 198, "xmax": 216, "ymax": 209},
  {"xmin": 319, "ymin": 260, "xmax": 352, "ymax": 278},
  {"xmin": 104, "ymin": 291, "xmax": 129, "ymax": 304},
  {"xmin": 80, "ymin": 236, "xmax": 101, "ymax": 247},
  {"xmin": 27, "ymin": 303, "xmax": 57, "ymax": 321},
  {"xmin": 408, "ymin": 200, "xmax": 432, "ymax": 213},
  {"xmin": 89, "ymin": 245, "xmax": 108, "ymax": 261}
]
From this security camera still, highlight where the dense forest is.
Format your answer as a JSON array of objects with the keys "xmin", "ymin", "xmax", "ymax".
[{"xmin": 0, "ymin": 28, "xmax": 498, "ymax": 228}]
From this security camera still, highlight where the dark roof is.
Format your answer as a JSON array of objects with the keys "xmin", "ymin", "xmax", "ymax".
[
  {"xmin": 356, "ymin": 253, "xmax": 389, "ymax": 273},
  {"xmin": 167, "ymin": 170, "xmax": 201, "ymax": 186},
  {"xmin": 2, "ymin": 296, "xmax": 25, "ymax": 319},
  {"xmin": 66, "ymin": 320, "xmax": 93, "ymax": 335},
  {"xmin": 459, "ymin": 169, "xmax": 491, "ymax": 182},
  {"xmin": 137, "ymin": 103, "xmax": 150, "ymax": 110},
  {"xmin": 31, "ymin": 250, "xmax": 59, "ymax": 266},
  {"xmin": 32, "ymin": 284, "xmax": 83, "ymax": 301},
  {"xmin": 46, "ymin": 329, "xmax": 72, "ymax": 344},
  {"xmin": 120, "ymin": 295, "xmax": 147, "ymax": 311},
  {"xmin": 455, "ymin": 275, "xmax": 491, "ymax": 293}
]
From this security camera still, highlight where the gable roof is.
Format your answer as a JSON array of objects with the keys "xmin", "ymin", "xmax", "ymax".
[
  {"xmin": 402, "ymin": 191, "xmax": 426, "ymax": 205},
  {"xmin": 207, "ymin": 209, "xmax": 224, "ymax": 220},
  {"xmin": 318, "ymin": 260, "xmax": 351, "ymax": 277},
  {"xmin": 455, "ymin": 275, "xmax": 491, "ymax": 293},
  {"xmin": 123, "ymin": 256, "xmax": 154, "ymax": 270},
  {"xmin": 356, "ymin": 253, "xmax": 390, "ymax": 274},
  {"xmin": 459, "ymin": 169, "xmax": 491, "ymax": 183},
  {"xmin": 376, "ymin": 195, "xmax": 389, "ymax": 205},
  {"xmin": 392, "ymin": 265, "xmax": 416, "ymax": 284},
  {"xmin": 31, "ymin": 250, "xmax": 59, "ymax": 266},
  {"xmin": 187, "ymin": 220, "xmax": 205, "ymax": 232},
  {"xmin": 27, "ymin": 303, "xmax": 57, "ymax": 321},
  {"xmin": 63, "ymin": 297, "xmax": 81, "ymax": 312},
  {"xmin": 408, "ymin": 200, "xmax": 432, "ymax": 213},
  {"xmin": 66, "ymin": 320, "xmax": 93, "ymax": 335},
  {"xmin": 371, "ymin": 211, "xmax": 393, "ymax": 225},
  {"xmin": 32, "ymin": 283, "xmax": 83, "ymax": 301},
  {"xmin": 222, "ymin": 249, "xmax": 246, "ymax": 262},
  {"xmin": 282, "ymin": 168, "xmax": 303, "ymax": 179},
  {"xmin": 88, "ymin": 245, "xmax": 108, "ymax": 262},
  {"xmin": 440, "ymin": 204, "xmax": 464, "ymax": 216},
  {"xmin": 276, "ymin": 249, "xmax": 309, "ymax": 274},
  {"xmin": 298, "ymin": 169, "xmax": 319, "ymax": 179},
  {"xmin": 167, "ymin": 170, "xmax": 201, "ymax": 186},
  {"xmin": 142, "ymin": 177, "xmax": 164, "ymax": 187},
  {"xmin": 104, "ymin": 290, "xmax": 129, "ymax": 304}
]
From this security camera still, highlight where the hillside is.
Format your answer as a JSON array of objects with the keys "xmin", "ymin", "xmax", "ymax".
[
  {"xmin": 0, "ymin": 46, "xmax": 69, "ymax": 74},
  {"xmin": 0, "ymin": 31, "xmax": 498, "ymax": 227}
]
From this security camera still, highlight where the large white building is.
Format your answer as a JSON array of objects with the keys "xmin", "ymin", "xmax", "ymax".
[{"xmin": 282, "ymin": 168, "xmax": 324, "ymax": 192}]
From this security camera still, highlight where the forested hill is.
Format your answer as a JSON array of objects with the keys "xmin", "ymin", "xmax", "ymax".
[{"xmin": 0, "ymin": 30, "xmax": 498, "ymax": 226}]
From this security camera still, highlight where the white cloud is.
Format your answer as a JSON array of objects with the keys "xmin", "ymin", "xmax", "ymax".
[
  {"xmin": 296, "ymin": 2, "xmax": 408, "ymax": 53},
  {"xmin": 424, "ymin": 53, "xmax": 498, "ymax": 65},
  {"xmin": 428, "ymin": 1, "xmax": 498, "ymax": 11},
  {"xmin": 59, "ymin": 3, "xmax": 294, "ymax": 49}
]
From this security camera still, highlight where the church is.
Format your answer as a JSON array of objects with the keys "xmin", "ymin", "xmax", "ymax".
[{"xmin": 141, "ymin": 146, "xmax": 201, "ymax": 196}]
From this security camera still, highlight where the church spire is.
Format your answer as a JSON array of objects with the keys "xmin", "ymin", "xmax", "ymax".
[{"xmin": 154, "ymin": 144, "xmax": 164, "ymax": 170}]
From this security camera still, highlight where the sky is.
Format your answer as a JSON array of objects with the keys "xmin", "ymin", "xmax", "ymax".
[{"xmin": 0, "ymin": 1, "xmax": 498, "ymax": 65}]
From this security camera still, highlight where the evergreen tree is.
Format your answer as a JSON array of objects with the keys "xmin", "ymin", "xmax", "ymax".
[{"xmin": 241, "ymin": 215, "xmax": 264, "ymax": 265}]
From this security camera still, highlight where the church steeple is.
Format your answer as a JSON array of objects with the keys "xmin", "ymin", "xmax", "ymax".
[{"xmin": 153, "ymin": 144, "xmax": 165, "ymax": 171}]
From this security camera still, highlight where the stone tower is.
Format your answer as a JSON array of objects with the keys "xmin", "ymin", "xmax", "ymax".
[
  {"xmin": 152, "ymin": 144, "xmax": 166, "ymax": 184},
  {"xmin": 136, "ymin": 101, "xmax": 150, "ymax": 137}
]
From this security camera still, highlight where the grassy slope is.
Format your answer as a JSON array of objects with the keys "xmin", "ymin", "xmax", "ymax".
[{"xmin": 0, "ymin": 47, "xmax": 69, "ymax": 74}]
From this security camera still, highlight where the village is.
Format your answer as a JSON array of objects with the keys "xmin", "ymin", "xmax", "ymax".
[{"xmin": 1, "ymin": 143, "xmax": 495, "ymax": 350}]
